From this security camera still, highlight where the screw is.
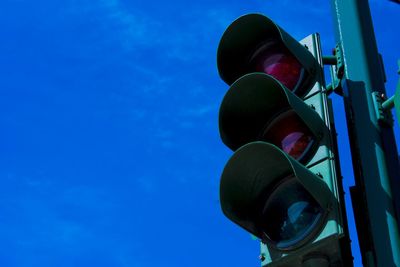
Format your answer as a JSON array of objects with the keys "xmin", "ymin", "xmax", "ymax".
[{"xmin": 259, "ymin": 254, "xmax": 266, "ymax": 261}]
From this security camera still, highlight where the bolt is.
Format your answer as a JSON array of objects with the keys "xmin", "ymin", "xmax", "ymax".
[{"xmin": 259, "ymin": 254, "xmax": 266, "ymax": 261}]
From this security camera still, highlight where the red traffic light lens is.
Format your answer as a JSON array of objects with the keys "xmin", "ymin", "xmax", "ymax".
[
  {"xmin": 261, "ymin": 110, "xmax": 315, "ymax": 162},
  {"xmin": 250, "ymin": 42, "xmax": 304, "ymax": 91}
]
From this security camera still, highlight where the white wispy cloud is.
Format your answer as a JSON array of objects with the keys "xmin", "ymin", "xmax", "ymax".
[
  {"xmin": 96, "ymin": 0, "xmax": 233, "ymax": 62},
  {"xmin": 98, "ymin": 0, "xmax": 158, "ymax": 47}
]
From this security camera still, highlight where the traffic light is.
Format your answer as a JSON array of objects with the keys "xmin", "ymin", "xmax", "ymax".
[{"xmin": 217, "ymin": 14, "xmax": 352, "ymax": 266}]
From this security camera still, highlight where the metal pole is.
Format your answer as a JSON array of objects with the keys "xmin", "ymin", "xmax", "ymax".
[{"xmin": 330, "ymin": 0, "xmax": 400, "ymax": 266}]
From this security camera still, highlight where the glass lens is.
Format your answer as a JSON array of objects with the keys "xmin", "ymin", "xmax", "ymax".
[
  {"xmin": 261, "ymin": 110, "xmax": 315, "ymax": 162},
  {"xmin": 259, "ymin": 178, "xmax": 323, "ymax": 249},
  {"xmin": 250, "ymin": 42, "xmax": 304, "ymax": 91}
]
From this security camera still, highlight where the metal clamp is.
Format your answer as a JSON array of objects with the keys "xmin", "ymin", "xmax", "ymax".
[{"xmin": 372, "ymin": 92, "xmax": 394, "ymax": 127}]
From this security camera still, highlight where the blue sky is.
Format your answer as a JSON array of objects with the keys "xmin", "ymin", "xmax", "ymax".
[{"xmin": 0, "ymin": 0, "xmax": 399, "ymax": 266}]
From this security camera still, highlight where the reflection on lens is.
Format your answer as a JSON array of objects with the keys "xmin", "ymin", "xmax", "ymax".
[
  {"xmin": 261, "ymin": 110, "xmax": 315, "ymax": 162},
  {"xmin": 249, "ymin": 42, "xmax": 304, "ymax": 91},
  {"xmin": 259, "ymin": 177, "xmax": 323, "ymax": 250}
]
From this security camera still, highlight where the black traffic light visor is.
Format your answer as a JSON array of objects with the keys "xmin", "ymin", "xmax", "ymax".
[
  {"xmin": 219, "ymin": 73, "xmax": 326, "ymax": 153},
  {"xmin": 217, "ymin": 13, "xmax": 317, "ymax": 97},
  {"xmin": 219, "ymin": 141, "xmax": 334, "ymax": 241}
]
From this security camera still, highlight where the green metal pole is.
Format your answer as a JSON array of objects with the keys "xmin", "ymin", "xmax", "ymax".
[
  {"xmin": 330, "ymin": 0, "xmax": 400, "ymax": 266},
  {"xmin": 395, "ymin": 60, "xmax": 400, "ymax": 122}
]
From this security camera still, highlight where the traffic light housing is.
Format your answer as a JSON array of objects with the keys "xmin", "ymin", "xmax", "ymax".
[
  {"xmin": 217, "ymin": 14, "xmax": 352, "ymax": 266},
  {"xmin": 220, "ymin": 142, "xmax": 334, "ymax": 250},
  {"xmin": 217, "ymin": 14, "xmax": 317, "ymax": 97},
  {"xmin": 218, "ymin": 73, "xmax": 325, "ymax": 160}
]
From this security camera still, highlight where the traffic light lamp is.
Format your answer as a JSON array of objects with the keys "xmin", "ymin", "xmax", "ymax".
[
  {"xmin": 220, "ymin": 141, "xmax": 334, "ymax": 250},
  {"xmin": 217, "ymin": 14, "xmax": 317, "ymax": 97},
  {"xmin": 217, "ymin": 14, "xmax": 352, "ymax": 266},
  {"xmin": 218, "ymin": 73, "xmax": 325, "ymax": 162}
]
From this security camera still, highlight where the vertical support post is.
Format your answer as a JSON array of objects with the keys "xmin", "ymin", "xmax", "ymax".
[
  {"xmin": 330, "ymin": 0, "xmax": 400, "ymax": 266},
  {"xmin": 395, "ymin": 61, "xmax": 400, "ymax": 122}
]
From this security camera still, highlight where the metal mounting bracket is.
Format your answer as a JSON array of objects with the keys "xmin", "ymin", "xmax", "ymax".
[
  {"xmin": 327, "ymin": 44, "xmax": 345, "ymax": 96},
  {"xmin": 372, "ymin": 91, "xmax": 394, "ymax": 127}
]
